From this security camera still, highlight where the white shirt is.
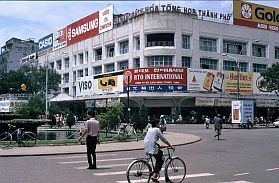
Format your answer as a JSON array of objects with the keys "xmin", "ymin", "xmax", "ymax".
[{"xmin": 144, "ymin": 127, "xmax": 167, "ymax": 154}]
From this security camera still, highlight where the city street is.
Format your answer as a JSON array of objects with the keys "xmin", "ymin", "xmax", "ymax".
[{"xmin": 1, "ymin": 125, "xmax": 279, "ymax": 183}]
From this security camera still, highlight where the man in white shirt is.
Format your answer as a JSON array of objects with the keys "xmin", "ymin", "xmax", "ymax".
[
  {"xmin": 79, "ymin": 110, "xmax": 100, "ymax": 169},
  {"xmin": 144, "ymin": 119, "xmax": 175, "ymax": 182}
]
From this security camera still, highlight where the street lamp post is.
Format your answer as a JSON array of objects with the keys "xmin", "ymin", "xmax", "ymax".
[
  {"xmin": 223, "ymin": 54, "xmax": 240, "ymax": 100},
  {"xmin": 45, "ymin": 55, "xmax": 49, "ymax": 119},
  {"xmin": 127, "ymin": 75, "xmax": 130, "ymax": 123}
]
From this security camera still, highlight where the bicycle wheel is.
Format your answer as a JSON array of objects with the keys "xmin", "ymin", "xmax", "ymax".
[
  {"xmin": 0, "ymin": 132, "xmax": 12, "ymax": 148},
  {"xmin": 165, "ymin": 157, "xmax": 186, "ymax": 183},
  {"xmin": 126, "ymin": 160, "xmax": 152, "ymax": 183},
  {"xmin": 22, "ymin": 132, "xmax": 37, "ymax": 147}
]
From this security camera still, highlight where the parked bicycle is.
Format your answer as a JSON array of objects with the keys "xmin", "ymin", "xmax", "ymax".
[
  {"xmin": 0, "ymin": 124, "xmax": 37, "ymax": 148},
  {"xmin": 114, "ymin": 123, "xmax": 138, "ymax": 141},
  {"xmin": 126, "ymin": 147, "xmax": 186, "ymax": 183}
]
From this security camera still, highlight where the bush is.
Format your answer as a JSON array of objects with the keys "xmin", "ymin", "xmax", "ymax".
[{"xmin": 66, "ymin": 112, "xmax": 75, "ymax": 129}]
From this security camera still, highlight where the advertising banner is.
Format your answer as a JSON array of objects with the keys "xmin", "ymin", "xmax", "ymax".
[
  {"xmin": 53, "ymin": 27, "xmax": 67, "ymax": 51},
  {"xmin": 67, "ymin": 11, "xmax": 99, "ymax": 45},
  {"xmin": 93, "ymin": 75, "xmax": 123, "ymax": 94},
  {"xmin": 38, "ymin": 33, "xmax": 53, "ymax": 52},
  {"xmin": 187, "ymin": 68, "xmax": 225, "ymax": 92},
  {"xmin": 124, "ymin": 67, "xmax": 187, "ymax": 92},
  {"xmin": 233, "ymin": 0, "xmax": 279, "ymax": 32},
  {"xmin": 224, "ymin": 71, "xmax": 253, "ymax": 94},
  {"xmin": 99, "ymin": 5, "xmax": 114, "ymax": 34},
  {"xmin": 231, "ymin": 100, "xmax": 254, "ymax": 124},
  {"xmin": 195, "ymin": 98, "xmax": 215, "ymax": 106},
  {"xmin": 76, "ymin": 76, "xmax": 94, "ymax": 97}
]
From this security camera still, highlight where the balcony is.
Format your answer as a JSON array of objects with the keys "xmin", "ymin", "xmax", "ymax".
[{"xmin": 146, "ymin": 41, "xmax": 174, "ymax": 47}]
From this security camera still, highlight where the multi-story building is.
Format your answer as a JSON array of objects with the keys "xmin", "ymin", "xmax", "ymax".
[
  {"xmin": 38, "ymin": 2, "xmax": 279, "ymax": 122},
  {"xmin": 0, "ymin": 38, "xmax": 38, "ymax": 76}
]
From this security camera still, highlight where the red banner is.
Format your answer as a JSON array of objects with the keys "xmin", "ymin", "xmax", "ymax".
[
  {"xmin": 123, "ymin": 67, "xmax": 187, "ymax": 86},
  {"xmin": 67, "ymin": 11, "xmax": 99, "ymax": 45}
]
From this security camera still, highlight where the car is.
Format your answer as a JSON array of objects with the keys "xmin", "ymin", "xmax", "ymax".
[{"xmin": 273, "ymin": 119, "xmax": 279, "ymax": 128}]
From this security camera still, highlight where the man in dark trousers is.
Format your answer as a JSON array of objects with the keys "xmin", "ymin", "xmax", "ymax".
[
  {"xmin": 78, "ymin": 110, "xmax": 100, "ymax": 169},
  {"xmin": 214, "ymin": 114, "xmax": 222, "ymax": 137}
]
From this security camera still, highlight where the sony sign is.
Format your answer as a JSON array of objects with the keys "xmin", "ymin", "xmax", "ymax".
[{"xmin": 76, "ymin": 76, "xmax": 94, "ymax": 97}]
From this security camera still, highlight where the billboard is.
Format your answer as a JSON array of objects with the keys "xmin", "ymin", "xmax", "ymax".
[
  {"xmin": 224, "ymin": 71, "xmax": 253, "ymax": 94},
  {"xmin": 232, "ymin": 100, "xmax": 254, "ymax": 124},
  {"xmin": 76, "ymin": 76, "xmax": 94, "ymax": 97},
  {"xmin": 53, "ymin": 27, "xmax": 67, "ymax": 51},
  {"xmin": 93, "ymin": 75, "xmax": 123, "ymax": 94},
  {"xmin": 38, "ymin": 33, "xmax": 53, "ymax": 52},
  {"xmin": 124, "ymin": 67, "xmax": 187, "ymax": 92},
  {"xmin": 99, "ymin": 5, "xmax": 114, "ymax": 34},
  {"xmin": 67, "ymin": 11, "xmax": 99, "ymax": 45},
  {"xmin": 233, "ymin": 0, "xmax": 279, "ymax": 32}
]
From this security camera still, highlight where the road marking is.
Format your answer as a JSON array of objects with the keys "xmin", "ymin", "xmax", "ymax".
[
  {"xmin": 234, "ymin": 173, "xmax": 251, "ymax": 176},
  {"xmin": 46, "ymin": 153, "xmax": 117, "ymax": 160},
  {"xmin": 219, "ymin": 181, "xmax": 253, "ymax": 183},
  {"xmin": 58, "ymin": 157, "xmax": 134, "ymax": 164},
  {"xmin": 94, "ymin": 167, "xmax": 185, "ymax": 176},
  {"xmin": 116, "ymin": 173, "xmax": 215, "ymax": 183},
  {"xmin": 266, "ymin": 167, "xmax": 279, "ymax": 171},
  {"xmin": 75, "ymin": 163, "xmax": 130, "ymax": 170}
]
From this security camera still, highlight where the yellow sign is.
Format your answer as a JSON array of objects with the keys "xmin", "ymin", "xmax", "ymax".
[
  {"xmin": 224, "ymin": 71, "xmax": 253, "ymax": 94},
  {"xmin": 233, "ymin": 0, "xmax": 279, "ymax": 32},
  {"xmin": 98, "ymin": 76, "xmax": 117, "ymax": 89}
]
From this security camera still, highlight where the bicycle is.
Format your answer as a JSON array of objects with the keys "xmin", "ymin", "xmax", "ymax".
[
  {"xmin": 0, "ymin": 124, "xmax": 37, "ymax": 148},
  {"xmin": 126, "ymin": 147, "xmax": 186, "ymax": 183},
  {"xmin": 114, "ymin": 123, "xmax": 138, "ymax": 141}
]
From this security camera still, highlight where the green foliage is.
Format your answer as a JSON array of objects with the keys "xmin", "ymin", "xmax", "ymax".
[
  {"xmin": 98, "ymin": 102, "xmax": 124, "ymax": 134},
  {"xmin": 66, "ymin": 112, "xmax": 76, "ymax": 129},
  {"xmin": 259, "ymin": 62, "xmax": 279, "ymax": 96},
  {"xmin": 132, "ymin": 105, "xmax": 148, "ymax": 131},
  {"xmin": 17, "ymin": 96, "xmax": 44, "ymax": 119},
  {"xmin": 0, "ymin": 65, "xmax": 60, "ymax": 95}
]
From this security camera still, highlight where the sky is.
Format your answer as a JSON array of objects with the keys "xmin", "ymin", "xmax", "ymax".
[{"xmin": 0, "ymin": 0, "xmax": 278, "ymax": 47}]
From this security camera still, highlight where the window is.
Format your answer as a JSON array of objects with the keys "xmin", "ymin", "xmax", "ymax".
[
  {"xmin": 93, "ymin": 66, "xmax": 102, "ymax": 75},
  {"xmin": 135, "ymin": 37, "xmax": 140, "ymax": 50},
  {"xmin": 73, "ymin": 71, "xmax": 76, "ymax": 82},
  {"xmin": 200, "ymin": 37, "xmax": 217, "ymax": 52},
  {"xmin": 85, "ymin": 51, "xmax": 88, "ymax": 63},
  {"xmin": 223, "ymin": 40, "xmax": 247, "ymax": 55},
  {"xmin": 78, "ymin": 53, "xmax": 84, "ymax": 64},
  {"xmin": 74, "ymin": 55, "xmax": 77, "ymax": 66},
  {"xmin": 56, "ymin": 60, "xmax": 62, "ymax": 70},
  {"xmin": 200, "ymin": 58, "xmax": 218, "ymax": 70},
  {"xmin": 133, "ymin": 58, "xmax": 140, "ymax": 68},
  {"xmin": 63, "ymin": 73, "xmax": 69, "ymax": 84},
  {"xmin": 252, "ymin": 44, "xmax": 266, "ymax": 58},
  {"xmin": 118, "ymin": 60, "xmax": 128, "ymax": 70},
  {"xmin": 146, "ymin": 33, "xmax": 174, "ymax": 47},
  {"xmin": 223, "ymin": 60, "xmax": 248, "ymax": 72},
  {"xmin": 275, "ymin": 47, "xmax": 279, "ymax": 59},
  {"xmin": 63, "ymin": 87, "xmax": 69, "ymax": 94},
  {"xmin": 147, "ymin": 56, "xmax": 173, "ymax": 67},
  {"xmin": 106, "ymin": 44, "xmax": 115, "ymax": 58},
  {"xmin": 64, "ymin": 58, "xmax": 69, "ymax": 69},
  {"xmin": 253, "ymin": 63, "xmax": 267, "ymax": 73},
  {"xmin": 119, "ymin": 40, "xmax": 129, "ymax": 54},
  {"xmin": 73, "ymin": 86, "xmax": 76, "ymax": 97},
  {"xmin": 85, "ymin": 68, "xmax": 88, "ymax": 76},
  {"xmin": 181, "ymin": 57, "xmax": 191, "ymax": 68},
  {"xmin": 182, "ymin": 35, "xmax": 190, "ymax": 49},
  {"xmin": 105, "ymin": 63, "xmax": 115, "ymax": 72},
  {"xmin": 77, "ymin": 69, "xmax": 83, "ymax": 78},
  {"xmin": 95, "ymin": 48, "xmax": 102, "ymax": 61}
]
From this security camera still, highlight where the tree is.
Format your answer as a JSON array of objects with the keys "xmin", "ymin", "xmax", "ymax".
[
  {"xmin": 259, "ymin": 62, "xmax": 279, "ymax": 96},
  {"xmin": 17, "ymin": 96, "xmax": 44, "ymax": 119},
  {"xmin": 132, "ymin": 105, "xmax": 148, "ymax": 132},
  {"xmin": 0, "ymin": 65, "xmax": 60, "ymax": 95},
  {"xmin": 66, "ymin": 112, "xmax": 76, "ymax": 129}
]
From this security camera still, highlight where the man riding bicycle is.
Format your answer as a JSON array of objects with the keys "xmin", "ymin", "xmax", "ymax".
[
  {"xmin": 214, "ymin": 114, "xmax": 222, "ymax": 137},
  {"xmin": 144, "ymin": 119, "xmax": 175, "ymax": 182}
]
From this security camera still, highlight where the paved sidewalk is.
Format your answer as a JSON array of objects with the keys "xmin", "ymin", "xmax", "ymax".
[{"xmin": 0, "ymin": 132, "xmax": 200, "ymax": 157}]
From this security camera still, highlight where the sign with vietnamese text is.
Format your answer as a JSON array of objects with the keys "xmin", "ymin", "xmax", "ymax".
[
  {"xmin": 99, "ymin": 5, "xmax": 114, "ymax": 34},
  {"xmin": 53, "ymin": 27, "xmax": 67, "ymax": 51}
]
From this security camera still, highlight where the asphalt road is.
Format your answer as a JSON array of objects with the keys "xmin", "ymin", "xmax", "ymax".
[{"xmin": 1, "ymin": 124, "xmax": 279, "ymax": 183}]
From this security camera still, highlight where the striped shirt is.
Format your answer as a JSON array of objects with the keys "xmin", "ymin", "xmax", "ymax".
[{"xmin": 84, "ymin": 118, "xmax": 100, "ymax": 137}]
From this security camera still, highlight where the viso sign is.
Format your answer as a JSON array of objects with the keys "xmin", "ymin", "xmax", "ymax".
[
  {"xmin": 76, "ymin": 76, "xmax": 93, "ymax": 97},
  {"xmin": 233, "ymin": 0, "xmax": 279, "ymax": 32}
]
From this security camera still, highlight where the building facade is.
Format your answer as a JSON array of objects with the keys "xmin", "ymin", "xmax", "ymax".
[
  {"xmin": 38, "ymin": 5, "xmax": 279, "ymax": 121},
  {"xmin": 0, "ymin": 38, "xmax": 38, "ymax": 76}
]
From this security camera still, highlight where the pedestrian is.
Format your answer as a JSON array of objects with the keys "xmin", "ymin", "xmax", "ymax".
[
  {"xmin": 205, "ymin": 116, "xmax": 210, "ymax": 129},
  {"xmin": 214, "ymin": 114, "xmax": 222, "ymax": 137},
  {"xmin": 247, "ymin": 115, "xmax": 253, "ymax": 129},
  {"xmin": 78, "ymin": 110, "xmax": 100, "ymax": 169},
  {"xmin": 144, "ymin": 119, "xmax": 175, "ymax": 182}
]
